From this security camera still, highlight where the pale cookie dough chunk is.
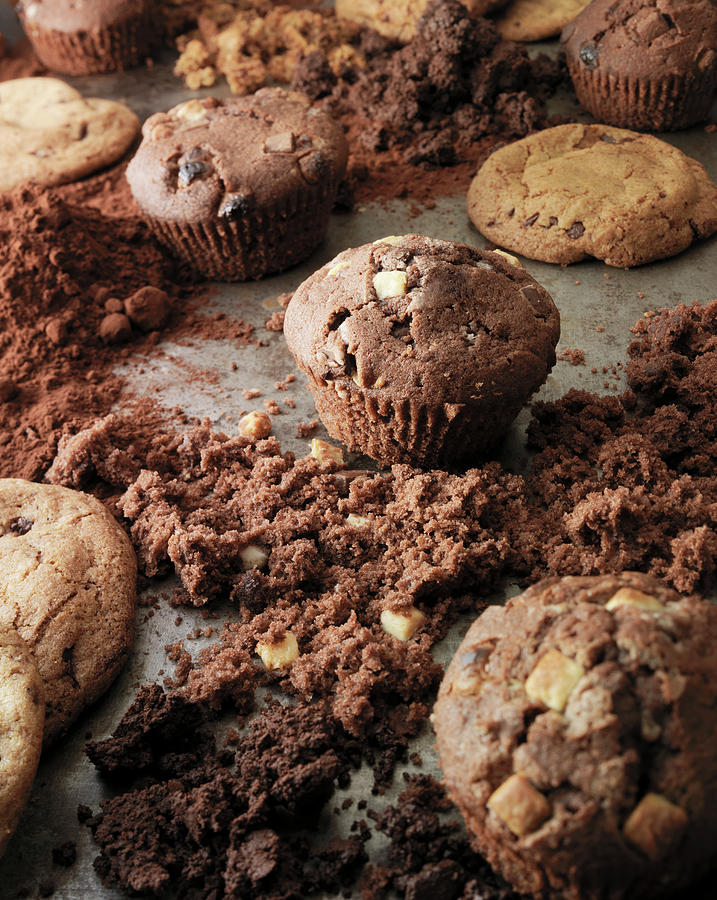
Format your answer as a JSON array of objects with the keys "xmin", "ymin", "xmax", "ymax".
[
  {"xmin": 496, "ymin": 0, "xmax": 590, "ymax": 42},
  {"xmin": 434, "ymin": 572, "xmax": 717, "ymax": 900},
  {"xmin": 0, "ymin": 77, "xmax": 139, "ymax": 193},
  {"xmin": 467, "ymin": 123, "xmax": 717, "ymax": 267},
  {"xmin": 335, "ymin": 0, "xmax": 508, "ymax": 43},
  {"xmin": 0, "ymin": 628, "xmax": 44, "ymax": 858},
  {"xmin": 0, "ymin": 479, "xmax": 137, "ymax": 745}
]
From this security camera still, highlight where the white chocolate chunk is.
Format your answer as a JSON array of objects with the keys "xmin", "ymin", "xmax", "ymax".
[
  {"xmin": 327, "ymin": 260, "xmax": 350, "ymax": 277},
  {"xmin": 372, "ymin": 235, "xmax": 404, "ymax": 245},
  {"xmin": 380, "ymin": 607, "xmax": 427, "ymax": 641},
  {"xmin": 256, "ymin": 632, "xmax": 299, "ymax": 670},
  {"xmin": 606, "ymin": 587, "xmax": 663, "ymax": 612},
  {"xmin": 492, "ymin": 249, "xmax": 523, "ymax": 268},
  {"xmin": 525, "ymin": 649, "xmax": 584, "ymax": 712},
  {"xmin": 311, "ymin": 438, "xmax": 345, "ymax": 465},
  {"xmin": 346, "ymin": 513, "xmax": 370, "ymax": 527},
  {"xmin": 238, "ymin": 410, "xmax": 272, "ymax": 440},
  {"xmin": 488, "ymin": 774, "xmax": 551, "ymax": 837},
  {"xmin": 239, "ymin": 544, "xmax": 268, "ymax": 571},
  {"xmin": 623, "ymin": 793, "xmax": 687, "ymax": 861},
  {"xmin": 373, "ymin": 270, "xmax": 407, "ymax": 301},
  {"xmin": 173, "ymin": 99, "xmax": 207, "ymax": 122}
]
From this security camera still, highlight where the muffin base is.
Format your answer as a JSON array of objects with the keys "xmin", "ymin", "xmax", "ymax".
[
  {"xmin": 308, "ymin": 376, "xmax": 523, "ymax": 468},
  {"xmin": 567, "ymin": 63, "xmax": 716, "ymax": 132},
  {"xmin": 22, "ymin": 15, "xmax": 154, "ymax": 75},
  {"xmin": 143, "ymin": 181, "xmax": 339, "ymax": 281}
]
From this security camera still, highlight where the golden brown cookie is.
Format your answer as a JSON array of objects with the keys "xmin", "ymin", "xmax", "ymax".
[
  {"xmin": 0, "ymin": 77, "xmax": 139, "ymax": 193},
  {"xmin": 0, "ymin": 479, "xmax": 137, "ymax": 745},
  {"xmin": 335, "ymin": 0, "xmax": 508, "ymax": 42},
  {"xmin": 467, "ymin": 123, "xmax": 717, "ymax": 267},
  {"xmin": 0, "ymin": 628, "xmax": 44, "ymax": 858},
  {"xmin": 496, "ymin": 0, "xmax": 590, "ymax": 41}
]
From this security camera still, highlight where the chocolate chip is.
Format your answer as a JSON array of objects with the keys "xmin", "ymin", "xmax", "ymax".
[
  {"xmin": 579, "ymin": 43, "xmax": 599, "ymax": 67},
  {"xmin": 178, "ymin": 160, "xmax": 206, "ymax": 187},
  {"xmin": 264, "ymin": 131, "xmax": 296, "ymax": 154},
  {"xmin": 567, "ymin": 221, "xmax": 585, "ymax": 239},
  {"xmin": 549, "ymin": 216, "xmax": 558, "ymax": 227},
  {"xmin": 299, "ymin": 151, "xmax": 328, "ymax": 184},
  {"xmin": 524, "ymin": 213, "xmax": 539, "ymax": 227},
  {"xmin": 219, "ymin": 193, "xmax": 252, "ymax": 220},
  {"xmin": 7, "ymin": 516, "xmax": 33, "ymax": 535}
]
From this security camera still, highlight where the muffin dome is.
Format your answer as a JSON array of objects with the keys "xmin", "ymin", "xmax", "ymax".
[
  {"xmin": 126, "ymin": 88, "xmax": 348, "ymax": 281},
  {"xmin": 562, "ymin": 0, "xmax": 717, "ymax": 131},
  {"xmin": 434, "ymin": 572, "xmax": 717, "ymax": 899},
  {"xmin": 283, "ymin": 234, "xmax": 560, "ymax": 467},
  {"xmin": 15, "ymin": 0, "xmax": 154, "ymax": 75}
]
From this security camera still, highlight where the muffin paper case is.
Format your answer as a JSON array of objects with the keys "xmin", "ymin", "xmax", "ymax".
[
  {"xmin": 562, "ymin": 0, "xmax": 717, "ymax": 132},
  {"xmin": 283, "ymin": 235, "xmax": 560, "ymax": 468},
  {"xmin": 16, "ymin": 0, "xmax": 155, "ymax": 75}
]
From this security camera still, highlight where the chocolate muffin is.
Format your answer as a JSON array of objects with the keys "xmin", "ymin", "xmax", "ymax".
[
  {"xmin": 126, "ymin": 89, "xmax": 348, "ymax": 281},
  {"xmin": 283, "ymin": 235, "xmax": 560, "ymax": 467},
  {"xmin": 562, "ymin": 0, "xmax": 717, "ymax": 131},
  {"xmin": 15, "ymin": 0, "xmax": 155, "ymax": 75},
  {"xmin": 434, "ymin": 572, "xmax": 717, "ymax": 900}
]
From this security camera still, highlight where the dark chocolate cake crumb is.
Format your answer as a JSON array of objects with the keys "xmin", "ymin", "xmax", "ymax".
[
  {"xmin": 47, "ymin": 299, "xmax": 717, "ymax": 899},
  {"xmin": 51, "ymin": 842, "xmax": 77, "ymax": 868}
]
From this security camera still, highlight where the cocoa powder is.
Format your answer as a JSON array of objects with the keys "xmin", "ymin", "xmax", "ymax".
[{"xmin": 0, "ymin": 181, "xmax": 252, "ymax": 481}]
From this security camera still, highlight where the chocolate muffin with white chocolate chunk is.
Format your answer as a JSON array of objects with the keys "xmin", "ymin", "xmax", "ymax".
[
  {"xmin": 283, "ymin": 234, "xmax": 560, "ymax": 467},
  {"xmin": 434, "ymin": 572, "xmax": 717, "ymax": 900},
  {"xmin": 126, "ymin": 88, "xmax": 348, "ymax": 280}
]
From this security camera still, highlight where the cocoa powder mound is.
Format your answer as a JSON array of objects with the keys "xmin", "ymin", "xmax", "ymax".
[
  {"xmin": 0, "ymin": 182, "xmax": 253, "ymax": 481},
  {"xmin": 291, "ymin": 0, "xmax": 565, "ymax": 204}
]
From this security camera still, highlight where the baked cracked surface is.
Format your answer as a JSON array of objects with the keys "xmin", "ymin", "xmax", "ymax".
[
  {"xmin": 467, "ymin": 123, "xmax": 717, "ymax": 267},
  {"xmin": 0, "ymin": 479, "xmax": 137, "ymax": 744}
]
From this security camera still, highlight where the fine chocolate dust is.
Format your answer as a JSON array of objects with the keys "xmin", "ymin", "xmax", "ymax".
[
  {"xmin": 0, "ymin": 174, "xmax": 253, "ymax": 481},
  {"xmin": 49, "ymin": 298, "xmax": 717, "ymax": 898}
]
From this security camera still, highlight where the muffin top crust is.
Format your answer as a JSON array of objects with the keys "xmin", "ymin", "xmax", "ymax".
[
  {"xmin": 284, "ymin": 234, "xmax": 560, "ymax": 408},
  {"xmin": 126, "ymin": 88, "xmax": 348, "ymax": 224}
]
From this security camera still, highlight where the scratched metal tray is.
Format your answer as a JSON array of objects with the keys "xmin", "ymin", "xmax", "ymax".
[{"xmin": 0, "ymin": 6, "xmax": 715, "ymax": 898}]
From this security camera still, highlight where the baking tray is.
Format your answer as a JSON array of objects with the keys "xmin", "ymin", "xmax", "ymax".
[{"xmin": 0, "ymin": 5, "xmax": 715, "ymax": 898}]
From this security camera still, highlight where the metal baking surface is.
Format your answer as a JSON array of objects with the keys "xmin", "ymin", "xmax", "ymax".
[{"xmin": 0, "ymin": 6, "xmax": 715, "ymax": 898}]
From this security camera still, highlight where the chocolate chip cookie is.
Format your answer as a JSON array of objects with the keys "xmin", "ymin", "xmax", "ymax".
[
  {"xmin": 0, "ymin": 77, "xmax": 139, "ymax": 192},
  {"xmin": 0, "ymin": 627, "xmax": 44, "ymax": 858},
  {"xmin": 0, "ymin": 479, "xmax": 137, "ymax": 744},
  {"xmin": 284, "ymin": 234, "xmax": 560, "ymax": 467},
  {"xmin": 434, "ymin": 572, "xmax": 717, "ymax": 900},
  {"xmin": 467, "ymin": 123, "xmax": 717, "ymax": 267},
  {"xmin": 496, "ymin": 0, "xmax": 590, "ymax": 42}
]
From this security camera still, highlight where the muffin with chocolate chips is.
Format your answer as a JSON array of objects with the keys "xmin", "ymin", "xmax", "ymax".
[
  {"xmin": 283, "ymin": 235, "xmax": 560, "ymax": 467},
  {"xmin": 562, "ymin": 0, "xmax": 717, "ymax": 131},
  {"xmin": 15, "ymin": 0, "xmax": 155, "ymax": 75},
  {"xmin": 126, "ymin": 89, "xmax": 348, "ymax": 280},
  {"xmin": 434, "ymin": 572, "xmax": 717, "ymax": 900}
]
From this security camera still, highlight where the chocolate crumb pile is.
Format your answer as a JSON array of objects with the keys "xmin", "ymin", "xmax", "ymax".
[
  {"xmin": 291, "ymin": 0, "xmax": 564, "ymax": 203},
  {"xmin": 47, "ymin": 299, "xmax": 717, "ymax": 898}
]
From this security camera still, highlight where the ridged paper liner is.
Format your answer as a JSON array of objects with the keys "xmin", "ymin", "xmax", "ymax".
[
  {"xmin": 22, "ymin": 15, "xmax": 153, "ymax": 75},
  {"xmin": 567, "ymin": 62, "xmax": 715, "ymax": 132},
  {"xmin": 142, "ymin": 178, "xmax": 338, "ymax": 281},
  {"xmin": 307, "ymin": 375, "xmax": 524, "ymax": 468}
]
